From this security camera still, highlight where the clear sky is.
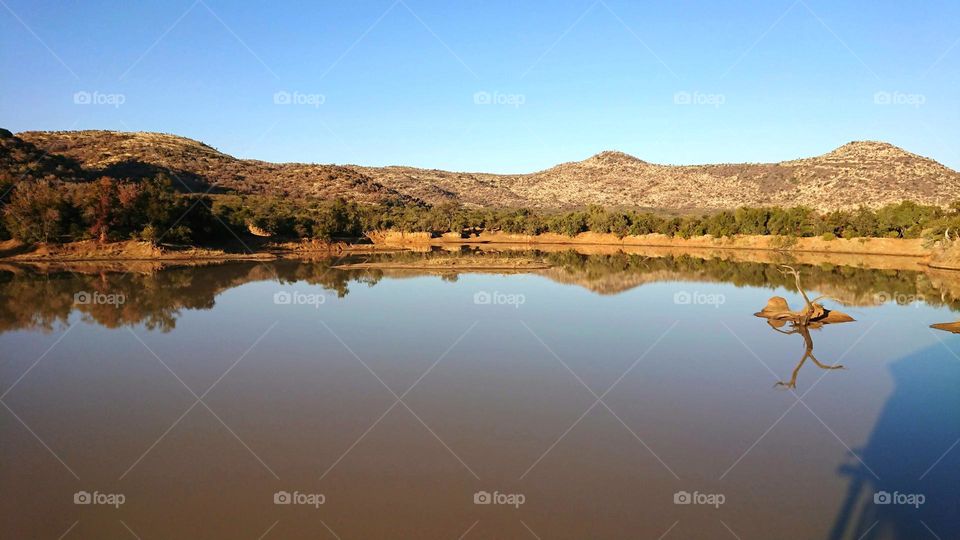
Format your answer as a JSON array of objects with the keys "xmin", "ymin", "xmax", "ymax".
[{"xmin": 2, "ymin": 0, "xmax": 958, "ymax": 172}]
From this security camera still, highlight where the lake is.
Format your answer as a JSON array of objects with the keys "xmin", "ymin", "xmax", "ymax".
[{"xmin": 1, "ymin": 251, "xmax": 958, "ymax": 539}]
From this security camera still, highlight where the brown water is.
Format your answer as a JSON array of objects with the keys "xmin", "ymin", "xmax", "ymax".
[{"xmin": 1, "ymin": 253, "xmax": 958, "ymax": 539}]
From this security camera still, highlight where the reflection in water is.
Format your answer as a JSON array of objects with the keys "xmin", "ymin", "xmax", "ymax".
[
  {"xmin": 930, "ymin": 321, "xmax": 960, "ymax": 333},
  {"xmin": 2, "ymin": 251, "xmax": 960, "ymax": 335},
  {"xmin": 2, "ymin": 251, "xmax": 960, "ymax": 538},
  {"xmin": 763, "ymin": 321, "xmax": 845, "ymax": 389},
  {"xmin": 0, "ymin": 260, "xmax": 380, "ymax": 333},
  {"xmin": 753, "ymin": 266, "xmax": 855, "ymax": 388}
]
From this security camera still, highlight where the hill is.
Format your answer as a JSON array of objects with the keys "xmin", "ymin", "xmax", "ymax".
[
  {"xmin": 13, "ymin": 129, "xmax": 960, "ymax": 211},
  {"xmin": 14, "ymin": 130, "xmax": 416, "ymax": 204},
  {"xmin": 0, "ymin": 128, "xmax": 85, "ymax": 184}
]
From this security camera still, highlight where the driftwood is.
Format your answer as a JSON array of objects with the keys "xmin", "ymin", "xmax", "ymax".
[
  {"xmin": 753, "ymin": 266, "xmax": 855, "ymax": 326},
  {"xmin": 754, "ymin": 266, "xmax": 855, "ymax": 388}
]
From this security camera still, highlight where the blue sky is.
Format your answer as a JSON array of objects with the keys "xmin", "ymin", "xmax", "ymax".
[{"xmin": 1, "ymin": 0, "xmax": 958, "ymax": 172}]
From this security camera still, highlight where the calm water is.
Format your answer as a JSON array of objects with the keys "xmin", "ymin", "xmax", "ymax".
[{"xmin": 1, "ymin": 253, "xmax": 958, "ymax": 539}]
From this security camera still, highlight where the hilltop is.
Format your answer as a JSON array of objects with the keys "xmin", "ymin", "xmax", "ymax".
[{"xmin": 11, "ymin": 129, "xmax": 960, "ymax": 211}]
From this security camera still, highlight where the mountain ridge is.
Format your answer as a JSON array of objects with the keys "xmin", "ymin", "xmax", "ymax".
[{"xmin": 12, "ymin": 129, "xmax": 960, "ymax": 211}]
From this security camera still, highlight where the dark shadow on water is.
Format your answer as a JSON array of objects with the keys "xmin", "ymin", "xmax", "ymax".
[{"xmin": 828, "ymin": 341, "xmax": 960, "ymax": 539}]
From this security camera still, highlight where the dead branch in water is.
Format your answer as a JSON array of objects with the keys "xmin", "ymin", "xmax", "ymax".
[
  {"xmin": 754, "ymin": 265, "xmax": 855, "ymax": 388},
  {"xmin": 754, "ymin": 265, "xmax": 855, "ymax": 326}
]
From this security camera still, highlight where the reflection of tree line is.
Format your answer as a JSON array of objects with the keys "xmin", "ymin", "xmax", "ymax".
[
  {"xmin": 537, "ymin": 251, "xmax": 958, "ymax": 308},
  {"xmin": 0, "ymin": 260, "xmax": 380, "ymax": 333},
  {"xmin": 2, "ymin": 250, "xmax": 958, "ymax": 333}
]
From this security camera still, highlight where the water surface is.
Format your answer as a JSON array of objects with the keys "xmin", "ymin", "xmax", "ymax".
[{"xmin": 1, "ymin": 253, "xmax": 958, "ymax": 539}]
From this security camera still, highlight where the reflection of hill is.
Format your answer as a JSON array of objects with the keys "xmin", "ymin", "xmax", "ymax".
[
  {"xmin": 2, "ymin": 251, "xmax": 960, "ymax": 334},
  {"xmin": 539, "ymin": 266, "xmax": 696, "ymax": 295},
  {"xmin": 534, "ymin": 252, "xmax": 953, "ymax": 309}
]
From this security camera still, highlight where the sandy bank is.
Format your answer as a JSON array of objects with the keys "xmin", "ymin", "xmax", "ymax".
[
  {"xmin": 430, "ymin": 231, "xmax": 932, "ymax": 257},
  {"xmin": 0, "ymin": 239, "xmax": 395, "ymax": 262}
]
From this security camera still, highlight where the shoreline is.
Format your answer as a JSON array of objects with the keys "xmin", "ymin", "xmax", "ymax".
[
  {"xmin": 0, "ymin": 239, "xmax": 401, "ymax": 263},
  {"xmin": 3, "ymin": 233, "xmax": 960, "ymax": 272},
  {"xmin": 372, "ymin": 230, "xmax": 952, "ymax": 266}
]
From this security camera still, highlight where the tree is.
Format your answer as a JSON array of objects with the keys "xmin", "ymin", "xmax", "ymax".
[
  {"xmin": 87, "ymin": 177, "xmax": 119, "ymax": 243},
  {"xmin": 3, "ymin": 180, "xmax": 70, "ymax": 242},
  {"xmin": 705, "ymin": 211, "xmax": 737, "ymax": 237}
]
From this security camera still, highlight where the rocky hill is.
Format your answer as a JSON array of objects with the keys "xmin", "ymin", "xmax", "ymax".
[
  {"xmin": 14, "ymin": 130, "xmax": 416, "ymax": 203},
  {"xmin": 0, "ymin": 128, "xmax": 85, "ymax": 184},
  {"xmin": 11, "ymin": 129, "xmax": 960, "ymax": 211}
]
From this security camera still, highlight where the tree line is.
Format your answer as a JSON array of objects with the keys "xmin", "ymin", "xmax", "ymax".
[
  {"xmin": 2, "ymin": 174, "xmax": 960, "ymax": 245},
  {"xmin": 359, "ymin": 200, "xmax": 960, "ymax": 242}
]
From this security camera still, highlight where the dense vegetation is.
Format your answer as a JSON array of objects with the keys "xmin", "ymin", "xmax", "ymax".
[
  {"xmin": 0, "ymin": 175, "xmax": 215, "ymax": 244},
  {"xmin": 364, "ymin": 201, "xmax": 960, "ymax": 241},
  {"xmin": 2, "ymin": 172, "xmax": 960, "ymax": 246}
]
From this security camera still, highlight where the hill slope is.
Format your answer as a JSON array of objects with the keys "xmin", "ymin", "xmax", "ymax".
[
  {"xmin": 15, "ymin": 130, "xmax": 416, "ymax": 204},
  {"xmin": 14, "ymin": 130, "xmax": 960, "ymax": 210},
  {"xmin": 0, "ymin": 128, "xmax": 85, "ymax": 183}
]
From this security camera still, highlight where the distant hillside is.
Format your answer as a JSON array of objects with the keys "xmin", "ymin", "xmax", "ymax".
[
  {"xmin": 14, "ymin": 130, "xmax": 416, "ymax": 204},
  {"xmin": 13, "ymin": 129, "xmax": 960, "ymax": 210},
  {"xmin": 0, "ymin": 128, "xmax": 85, "ymax": 184}
]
